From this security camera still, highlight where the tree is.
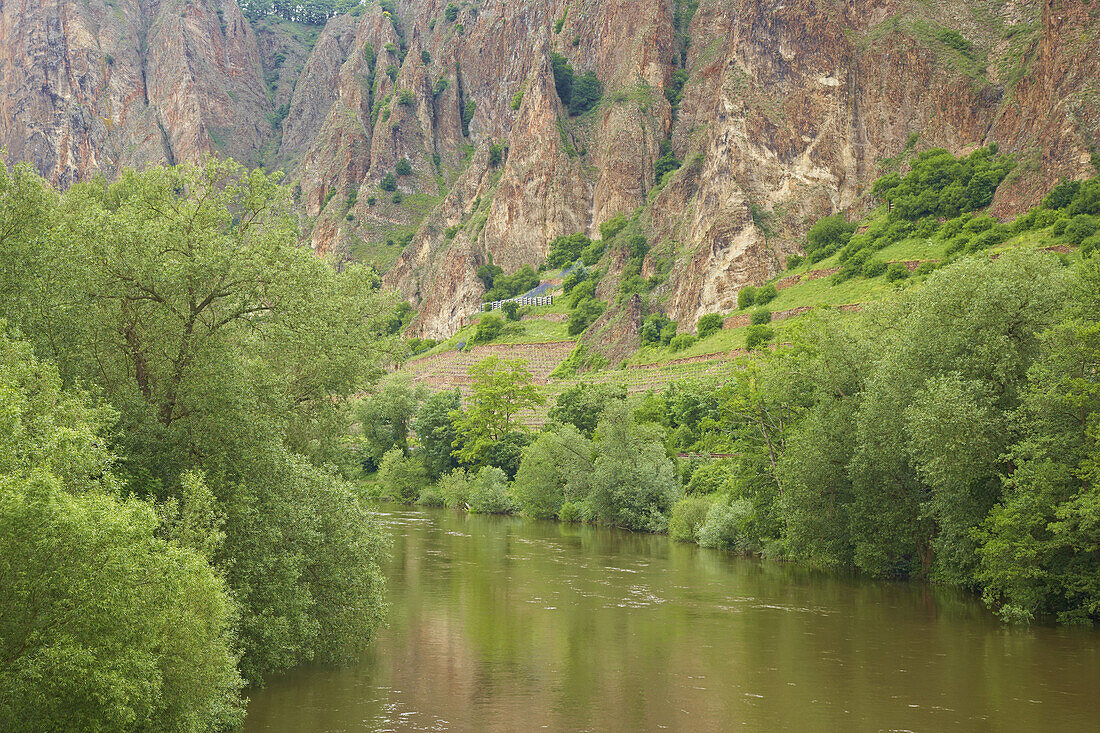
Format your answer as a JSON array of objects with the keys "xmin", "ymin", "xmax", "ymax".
[
  {"xmin": 568, "ymin": 297, "xmax": 605, "ymax": 335},
  {"xmin": 501, "ymin": 300, "xmax": 520, "ymax": 321},
  {"xmin": 473, "ymin": 313, "xmax": 504, "ymax": 343},
  {"xmin": 512, "ymin": 424, "xmax": 594, "ymax": 517},
  {"xmin": 0, "ymin": 333, "xmax": 244, "ymax": 731},
  {"xmin": 7, "ymin": 158, "xmax": 394, "ymax": 683},
  {"xmin": 415, "ymin": 389, "xmax": 461, "ymax": 479},
  {"xmin": 452, "ymin": 357, "xmax": 544, "ymax": 468},
  {"xmin": 589, "ymin": 402, "xmax": 678, "ymax": 530},
  {"xmin": 378, "ymin": 447, "xmax": 427, "ymax": 503},
  {"xmin": 697, "ymin": 313, "xmax": 723, "ymax": 340},
  {"xmin": 380, "ymin": 173, "xmax": 398, "ymax": 191},
  {"xmin": 548, "ymin": 382, "xmax": 627, "ymax": 437},
  {"xmin": 355, "ymin": 378, "xmax": 427, "ymax": 471},
  {"xmin": 976, "ymin": 256, "xmax": 1100, "ymax": 623}
]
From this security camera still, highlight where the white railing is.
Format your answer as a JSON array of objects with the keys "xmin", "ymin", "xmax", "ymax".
[{"xmin": 483, "ymin": 295, "xmax": 554, "ymax": 311}]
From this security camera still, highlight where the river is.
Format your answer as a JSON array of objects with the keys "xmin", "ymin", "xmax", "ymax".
[{"xmin": 243, "ymin": 504, "xmax": 1100, "ymax": 732}]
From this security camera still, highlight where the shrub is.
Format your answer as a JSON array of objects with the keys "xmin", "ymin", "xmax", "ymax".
[
  {"xmin": 378, "ymin": 448, "xmax": 426, "ymax": 503},
  {"xmin": 558, "ymin": 501, "xmax": 585, "ymax": 523},
  {"xmin": 545, "ymin": 232, "xmax": 593, "ymax": 268},
  {"xmin": 600, "ymin": 214, "xmax": 628, "ymax": 242},
  {"xmin": 473, "ymin": 313, "xmax": 504, "ymax": 343},
  {"xmin": 395, "ymin": 157, "xmax": 413, "ymax": 175},
  {"xmin": 660, "ymin": 321, "xmax": 678, "ymax": 346},
  {"xmin": 1043, "ymin": 179, "xmax": 1082, "ymax": 210},
  {"xmin": 366, "ymin": 196, "xmax": 376, "ymax": 206},
  {"xmin": 568, "ymin": 298, "xmax": 606, "ymax": 335},
  {"xmin": 392, "ymin": 191, "xmax": 403, "ymax": 204},
  {"xmin": 444, "ymin": 3, "xmax": 458, "ymax": 22},
  {"xmin": 754, "ymin": 283, "xmax": 778, "ymax": 306},
  {"xmin": 580, "ymin": 240, "xmax": 605, "ymax": 265},
  {"xmin": 914, "ymin": 261, "xmax": 937, "ymax": 277},
  {"xmin": 1053, "ymin": 218, "xmax": 1070, "ymax": 236},
  {"xmin": 862, "ymin": 258, "xmax": 887, "ymax": 278},
  {"xmin": 886, "ymin": 262, "xmax": 910, "ymax": 282},
  {"xmin": 696, "ymin": 313, "xmax": 722, "ymax": 340},
  {"xmin": 379, "ymin": 173, "xmax": 397, "ymax": 192},
  {"xmin": 805, "ymin": 214, "xmax": 856, "ymax": 262},
  {"xmin": 445, "ymin": 225, "xmax": 460, "ymax": 240},
  {"xmin": 500, "ymin": 301, "xmax": 520, "ymax": 321},
  {"xmin": 640, "ymin": 313, "xmax": 671, "ymax": 345},
  {"xmin": 510, "ymin": 89, "xmax": 524, "ymax": 110},
  {"xmin": 686, "ymin": 461, "xmax": 733, "ymax": 495},
  {"xmin": 750, "ymin": 309, "xmax": 772, "ymax": 326},
  {"xmin": 669, "ymin": 496, "xmax": 713, "ymax": 542},
  {"xmin": 744, "ymin": 325, "xmax": 774, "ymax": 350},
  {"xmin": 398, "ymin": 89, "xmax": 415, "ymax": 106},
  {"xmin": 439, "ymin": 469, "xmax": 472, "ymax": 508},
  {"xmin": 468, "ymin": 466, "xmax": 514, "ymax": 514},
  {"xmin": 488, "ymin": 143, "xmax": 505, "ymax": 167},
  {"xmin": 421, "ymin": 50, "xmax": 431, "ymax": 65},
  {"xmin": 417, "ymin": 484, "xmax": 446, "ymax": 506},
  {"xmin": 697, "ymin": 499, "xmax": 758, "ymax": 553},
  {"xmin": 1065, "ymin": 215, "xmax": 1098, "ymax": 246},
  {"xmin": 669, "ymin": 333, "xmax": 697, "ymax": 352},
  {"xmin": 786, "ymin": 254, "xmax": 804, "ymax": 269},
  {"xmin": 737, "ymin": 286, "xmax": 757, "ymax": 309}
]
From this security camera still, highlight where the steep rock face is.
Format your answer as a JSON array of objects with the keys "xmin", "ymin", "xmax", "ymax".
[
  {"xmin": 2, "ymin": 0, "xmax": 1097, "ymax": 339},
  {"xmin": 0, "ymin": 0, "xmax": 272, "ymax": 186}
]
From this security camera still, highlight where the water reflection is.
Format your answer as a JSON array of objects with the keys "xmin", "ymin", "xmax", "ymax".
[{"xmin": 244, "ymin": 505, "xmax": 1100, "ymax": 732}]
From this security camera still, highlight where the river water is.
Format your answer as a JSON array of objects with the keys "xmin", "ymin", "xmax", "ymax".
[{"xmin": 243, "ymin": 505, "xmax": 1100, "ymax": 732}]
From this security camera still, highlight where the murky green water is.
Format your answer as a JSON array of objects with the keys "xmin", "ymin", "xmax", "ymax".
[{"xmin": 243, "ymin": 505, "xmax": 1100, "ymax": 732}]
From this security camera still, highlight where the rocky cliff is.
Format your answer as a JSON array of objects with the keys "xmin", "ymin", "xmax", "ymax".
[{"xmin": 2, "ymin": 0, "xmax": 1097, "ymax": 337}]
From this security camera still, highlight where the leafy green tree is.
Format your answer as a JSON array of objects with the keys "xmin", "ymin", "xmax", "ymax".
[
  {"xmin": 467, "ymin": 466, "xmax": 515, "ymax": 514},
  {"xmin": 378, "ymin": 447, "xmax": 427, "ymax": 503},
  {"xmin": 567, "ymin": 297, "xmax": 605, "ymax": 335},
  {"xmin": 452, "ymin": 357, "xmax": 544, "ymax": 468},
  {"xmin": 589, "ymin": 402, "xmax": 678, "ymax": 530},
  {"xmin": 415, "ymin": 389, "xmax": 461, "ymax": 479},
  {"xmin": 474, "ymin": 313, "xmax": 504, "ymax": 343},
  {"xmin": 5, "ymin": 158, "xmax": 394, "ymax": 683},
  {"xmin": 976, "ymin": 256, "xmax": 1100, "ymax": 623},
  {"xmin": 0, "ymin": 333, "xmax": 244, "ymax": 731},
  {"xmin": 512, "ymin": 424, "xmax": 594, "ymax": 517},
  {"xmin": 669, "ymin": 495, "xmax": 713, "ymax": 542},
  {"xmin": 737, "ymin": 286, "xmax": 757, "ymax": 309},
  {"xmin": 355, "ymin": 378, "xmax": 427, "ymax": 471},
  {"xmin": 548, "ymin": 382, "xmax": 627, "ymax": 437},
  {"xmin": 849, "ymin": 251, "xmax": 1065, "ymax": 580}
]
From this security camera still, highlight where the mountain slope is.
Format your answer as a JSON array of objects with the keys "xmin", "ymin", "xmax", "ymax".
[{"xmin": 1, "ymin": 0, "xmax": 1097, "ymax": 339}]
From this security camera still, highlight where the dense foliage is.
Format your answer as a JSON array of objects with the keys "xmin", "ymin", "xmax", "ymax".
[
  {"xmin": 0, "ymin": 157, "xmax": 396, "ymax": 728},
  {"xmin": 550, "ymin": 53, "xmax": 602, "ymax": 115},
  {"xmin": 374, "ymin": 243, "xmax": 1100, "ymax": 627}
]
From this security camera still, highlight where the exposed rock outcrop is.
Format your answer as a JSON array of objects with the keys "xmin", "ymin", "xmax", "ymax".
[{"xmin": 2, "ymin": 0, "xmax": 1097, "ymax": 337}]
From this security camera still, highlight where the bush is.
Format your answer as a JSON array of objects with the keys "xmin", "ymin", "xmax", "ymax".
[
  {"xmin": 500, "ymin": 301, "xmax": 520, "ymax": 321},
  {"xmin": 468, "ymin": 466, "xmax": 514, "ymax": 514},
  {"xmin": 737, "ymin": 286, "xmax": 757, "ymax": 309},
  {"xmin": 444, "ymin": 3, "xmax": 458, "ymax": 22},
  {"xmin": 395, "ymin": 158, "xmax": 413, "ymax": 175},
  {"xmin": 568, "ymin": 298, "xmax": 605, "ymax": 335},
  {"xmin": 805, "ymin": 214, "xmax": 856, "ymax": 261},
  {"xmin": 379, "ymin": 173, "xmax": 397, "ymax": 192},
  {"xmin": 558, "ymin": 501, "xmax": 585, "ymax": 523},
  {"xmin": 545, "ymin": 232, "xmax": 593, "ymax": 268},
  {"xmin": 640, "ymin": 313, "xmax": 670, "ymax": 345},
  {"xmin": 697, "ymin": 499, "xmax": 758, "ymax": 553},
  {"xmin": 669, "ymin": 496, "xmax": 713, "ymax": 543},
  {"xmin": 669, "ymin": 333, "xmax": 697, "ymax": 352},
  {"xmin": 886, "ymin": 262, "xmax": 910, "ymax": 282},
  {"xmin": 473, "ymin": 313, "xmax": 504, "ymax": 343},
  {"xmin": 438, "ymin": 469, "xmax": 472, "ymax": 508},
  {"xmin": 1043, "ymin": 179, "xmax": 1082, "ymax": 210},
  {"xmin": 686, "ymin": 461, "xmax": 733, "ymax": 495},
  {"xmin": 489, "ymin": 143, "xmax": 505, "ymax": 167},
  {"xmin": 744, "ymin": 325, "xmax": 774, "ymax": 350},
  {"xmin": 1065, "ymin": 215, "xmax": 1098, "ymax": 246},
  {"xmin": 696, "ymin": 313, "xmax": 723, "ymax": 340},
  {"xmin": 398, "ymin": 90, "xmax": 415, "ymax": 106},
  {"xmin": 750, "ymin": 309, "xmax": 772, "ymax": 326},
  {"xmin": 421, "ymin": 50, "xmax": 431, "ymax": 65},
  {"xmin": 392, "ymin": 192, "xmax": 403, "ymax": 204},
  {"xmin": 862, "ymin": 258, "xmax": 887, "ymax": 278},
  {"xmin": 417, "ymin": 484, "xmax": 446, "ymax": 506},
  {"xmin": 569, "ymin": 72, "xmax": 601, "ymax": 114},
  {"xmin": 660, "ymin": 321, "xmax": 678, "ymax": 346},
  {"xmin": 1053, "ymin": 218, "xmax": 1070, "ymax": 236},
  {"xmin": 786, "ymin": 254, "xmax": 804, "ymax": 269},
  {"xmin": 754, "ymin": 283, "xmax": 777, "ymax": 306},
  {"xmin": 600, "ymin": 214, "xmax": 628, "ymax": 242},
  {"xmin": 914, "ymin": 261, "xmax": 937, "ymax": 277}
]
